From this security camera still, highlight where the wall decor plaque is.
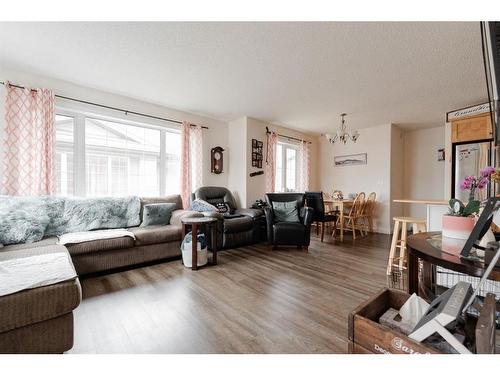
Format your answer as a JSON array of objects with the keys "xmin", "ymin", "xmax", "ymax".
[{"xmin": 252, "ymin": 139, "xmax": 263, "ymax": 168}]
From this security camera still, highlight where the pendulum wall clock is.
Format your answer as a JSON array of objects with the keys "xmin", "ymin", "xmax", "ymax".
[{"xmin": 211, "ymin": 147, "xmax": 224, "ymax": 174}]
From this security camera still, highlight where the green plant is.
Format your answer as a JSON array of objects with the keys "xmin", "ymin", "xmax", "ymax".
[{"xmin": 448, "ymin": 198, "xmax": 480, "ymax": 217}]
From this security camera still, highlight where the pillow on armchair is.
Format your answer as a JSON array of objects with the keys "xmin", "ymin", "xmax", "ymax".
[
  {"xmin": 190, "ymin": 199, "xmax": 218, "ymax": 212},
  {"xmin": 271, "ymin": 201, "xmax": 300, "ymax": 223},
  {"xmin": 191, "ymin": 199, "xmax": 233, "ymax": 216}
]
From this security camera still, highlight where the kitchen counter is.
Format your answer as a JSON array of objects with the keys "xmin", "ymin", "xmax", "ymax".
[
  {"xmin": 393, "ymin": 199, "xmax": 448, "ymax": 205},
  {"xmin": 393, "ymin": 198, "xmax": 449, "ymax": 231}
]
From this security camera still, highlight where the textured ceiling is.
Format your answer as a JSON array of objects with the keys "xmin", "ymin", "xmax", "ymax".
[{"xmin": 0, "ymin": 22, "xmax": 487, "ymax": 133}]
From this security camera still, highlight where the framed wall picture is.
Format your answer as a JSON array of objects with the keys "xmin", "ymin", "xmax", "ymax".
[
  {"xmin": 252, "ymin": 139, "xmax": 263, "ymax": 168},
  {"xmin": 438, "ymin": 148, "xmax": 445, "ymax": 161},
  {"xmin": 334, "ymin": 153, "xmax": 367, "ymax": 167}
]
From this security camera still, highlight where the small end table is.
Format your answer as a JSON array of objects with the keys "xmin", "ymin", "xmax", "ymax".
[
  {"xmin": 181, "ymin": 216, "xmax": 218, "ymax": 271},
  {"xmin": 407, "ymin": 232, "xmax": 500, "ymax": 299}
]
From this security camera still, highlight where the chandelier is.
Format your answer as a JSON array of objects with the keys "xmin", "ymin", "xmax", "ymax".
[{"xmin": 325, "ymin": 113, "xmax": 359, "ymax": 144}]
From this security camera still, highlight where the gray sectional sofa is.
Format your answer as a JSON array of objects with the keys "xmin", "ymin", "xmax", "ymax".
[{"xmin": 0, "ymin": 194, "xmax": 202, "ymax": 353}]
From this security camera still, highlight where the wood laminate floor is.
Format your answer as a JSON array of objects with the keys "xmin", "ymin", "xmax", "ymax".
[{"xmin": 70, "ymin": 233, "xmax": 391, "ymax": 353}]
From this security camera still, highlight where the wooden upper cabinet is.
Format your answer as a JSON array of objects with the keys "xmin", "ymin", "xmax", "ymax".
[{"xmin": 451, "ymin": 114, "xmax": 493, "ymax": 143}]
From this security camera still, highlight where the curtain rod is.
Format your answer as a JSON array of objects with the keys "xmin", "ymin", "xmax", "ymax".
[
  {"xmin": 0, "ymin": 81, "xmax": 208, "ymax": 129},
  {"xmin": 266, "ymin": 126, "xmax": 312, "ymax": 144}
]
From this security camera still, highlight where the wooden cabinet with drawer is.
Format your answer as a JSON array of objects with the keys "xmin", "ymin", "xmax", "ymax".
[{"xmin": 451, "ymin": 114, "xmax": 493, "ymax": 143}]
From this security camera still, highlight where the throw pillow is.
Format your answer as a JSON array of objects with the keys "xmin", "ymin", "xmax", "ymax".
[
  {"xmin": 272, "ymin": 201, "xmax": 300, "ymax": 223},
  {"xmin": 140, "ymin": 203, "xmax": 176, "ymax": 227},
  {"xmin": 215, "ymin": 202, "xmax": 231, "ymax": 215},
  {"xmin": 190, "ymin": 199, "xmax": 218, "ymax": 212}
]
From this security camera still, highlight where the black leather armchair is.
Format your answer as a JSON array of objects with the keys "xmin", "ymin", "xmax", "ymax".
[
  {"xmin": 264, "ymin": 193, "xmax": 314, "ymax": 251},
  {"xmin": 190, "ymin": 186, "xmax": 263, "ymax": 249}
]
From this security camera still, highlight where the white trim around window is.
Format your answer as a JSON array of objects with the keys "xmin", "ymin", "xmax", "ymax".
[
  {"xmin": 55, "ymin": 105, "xmax": 182, "ymax": 197},
  {"xmin": 275, "ymin": 138, "xmax": 300, "ymax": 193}
]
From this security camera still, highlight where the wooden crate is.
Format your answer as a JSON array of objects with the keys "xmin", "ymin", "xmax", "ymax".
[
  {"xmin": 348, "ymin": 288, "xmax": 497, "ymax": 354},
  {"xmin": 348, "ymin": 288, "xmax": 441, "ymax": 354}
]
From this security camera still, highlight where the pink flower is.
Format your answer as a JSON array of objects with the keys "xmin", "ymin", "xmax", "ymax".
[
  {"xmin": 460, "ymin": 176, "xmax": 473, "ymax": 190},
  {"xmin": 480, "ymin": 166, "xmax": 496, "ymax": 178},
  {"xmin": 477, "ymin": 176, "xmax": 489, "ymax": 189}
]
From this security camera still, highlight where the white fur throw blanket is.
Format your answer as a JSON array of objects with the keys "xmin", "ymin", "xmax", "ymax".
[
  {"xmin": 0, "ymin": 195, "xmax": 141, "ymax": 245},
  {"xmin": 58, "ymin": 228, "xmax": 135, "ymax": 245},
  {"xmin": 0, "ymin": 252, "xmax": 77, "ymax": 296}
]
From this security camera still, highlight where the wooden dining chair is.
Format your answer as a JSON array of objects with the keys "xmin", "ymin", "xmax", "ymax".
[
  {"xmin": 334, "ymin": 192, "xmax": 366, "ymax": 240},
  {"xmin": 361, "ymin": 192, "xmax": 376, "ymax": 233}
]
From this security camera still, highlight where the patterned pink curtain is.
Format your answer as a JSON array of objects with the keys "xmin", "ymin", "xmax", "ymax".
[
  {"xmin": 180, "ymin": 121, "xmax": 203, "ymax": 208},
  {"xmin": 2, "ymin": 83, "xmax": 55, "ymax": 195},
  {"xmin": 180, "ymin": 121, "xmax": 192, "ymax": 208},
  {"xmin": 190, "ymin": 125, "xmax": 203, "ymax": 191},
  {"xmin": 265, "ymin": 131, "xmax": 277, "ymax": 193},
  {"xmin": 298, "ymin": 140, "xmax": 311, "ymax": 192}
]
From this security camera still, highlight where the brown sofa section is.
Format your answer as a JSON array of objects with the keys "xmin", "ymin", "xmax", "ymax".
[
  {"xmin": 0, "ymin": 313, "xmax": 75, "ymax": 354},
  {"xmin": 71, "ymin": 241, "xmax": 182, "ymax": 275},
  {"xmin": 0, "ymin": 245, "xmax": 81, "ymax": 354},
  {"xmin": 0, "ymin": 194, "xmax": 201, "ymax": 353},
  {"xmin": 66, "ymin": 197, "xmax": 201, "ymax": 276},
  {"xmin": 129, "ymin": 225, "xmax": 182, "ymax": 246}
]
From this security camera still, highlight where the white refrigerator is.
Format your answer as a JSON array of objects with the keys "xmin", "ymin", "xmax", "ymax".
[{"xmin": 453, "ymin": 141, "xmax": 493, "ymax": 202}]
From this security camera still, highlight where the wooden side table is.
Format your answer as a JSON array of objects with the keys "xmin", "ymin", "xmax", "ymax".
[{"xmin": 181, "ymin": 216, "xmax": 218, "ymax": 271}]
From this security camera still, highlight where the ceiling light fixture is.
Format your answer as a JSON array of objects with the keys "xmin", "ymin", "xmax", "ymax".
[{"xmin": 325, "ymin": 113, "xmax": 359, "ymax": 145}]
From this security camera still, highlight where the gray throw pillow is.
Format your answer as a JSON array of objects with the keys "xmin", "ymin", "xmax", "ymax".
[
  {"xmin": 190, "ymin": 199, "xmax": 218, "ymax": 212},
  {"xmin": 140, "ymin": 203, "xmax": 176, "ymax": 227},
  {"xmin": 272, "ymin": 201, "xmax": 300, "ymax": 223}
]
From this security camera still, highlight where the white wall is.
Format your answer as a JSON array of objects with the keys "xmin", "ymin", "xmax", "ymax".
[
  {"xmin": 227, "ymin": 116, "xmax": 320, "ymax": 208},
  {"xmin": 227, "ymin": 117, "xmax": 247, "ymax": 207},
  {"xmin": 402, "ymin": 126, "xmax": 446, "ymax": 218},
  {"xmin": 319, "ymin": 123, "xmax": 394, "ymax": 234},
  {"xmin": 390, "ymin": 125, "xmax": 405, "ymax": 224},
  {"xmin": 246, "ymin": 117, "xmax": 267, "ymax": 207},
  {"xmin": 0, "ymin": 67, "xmax": 229, "ymax": 192},
  {"xmin": 245, "ymin": 117, "xmax": 320, "ymax": 208}
]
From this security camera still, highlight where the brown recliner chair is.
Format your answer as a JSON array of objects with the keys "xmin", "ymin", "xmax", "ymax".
[{"xmin": 190, "ymin": 187, "xmax": 263, "ymax": 249}]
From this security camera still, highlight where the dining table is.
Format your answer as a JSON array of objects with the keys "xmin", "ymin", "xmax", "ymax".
[{"xmin": 323, "ymin": 199, "xmax": 354, "ymax": 241}]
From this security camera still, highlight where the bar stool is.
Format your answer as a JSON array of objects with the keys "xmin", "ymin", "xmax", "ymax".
[{"xmin": 387, "ymin": 217, "xmax": 427, "ymax": 276}]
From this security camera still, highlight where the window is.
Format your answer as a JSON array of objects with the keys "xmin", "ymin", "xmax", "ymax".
[
  {"xmin": 54, "ymin": 110, "xmax": 181, "ymax": 197},
  {"xmin": 85, "ymin": 117, "xmax": 161, "ymax": 197},
  {"xmin": 165, "ymin": 131, "xmax": 181, "ymax": 195},
  {"xmin": 274, "ymin": 141, "xmax": 299, "ymax": 192},
  {"xmin": 55, "ymin": 115, "xmax": 75, "ymax": 196}
]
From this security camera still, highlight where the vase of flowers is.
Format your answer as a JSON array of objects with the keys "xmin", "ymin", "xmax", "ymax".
[{"xmin": 442, "ymin": 166, "xmax": 495, "ymax": 239}]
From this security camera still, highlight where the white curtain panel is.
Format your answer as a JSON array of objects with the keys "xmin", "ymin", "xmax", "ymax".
[
  {"xmin": 190, "ymin": 125, "xmax": 203, "ymax": 191},
  {"xmin": 265, "ymin": 131, "xmax": 277, "ymax": 193},
  {"xmin": 298, "ymin": 140, "xmax": 311, "ymax": 192},
  {"xmin": 180, "ymin": 121, "xmax": 203, "ymax": 208}
]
